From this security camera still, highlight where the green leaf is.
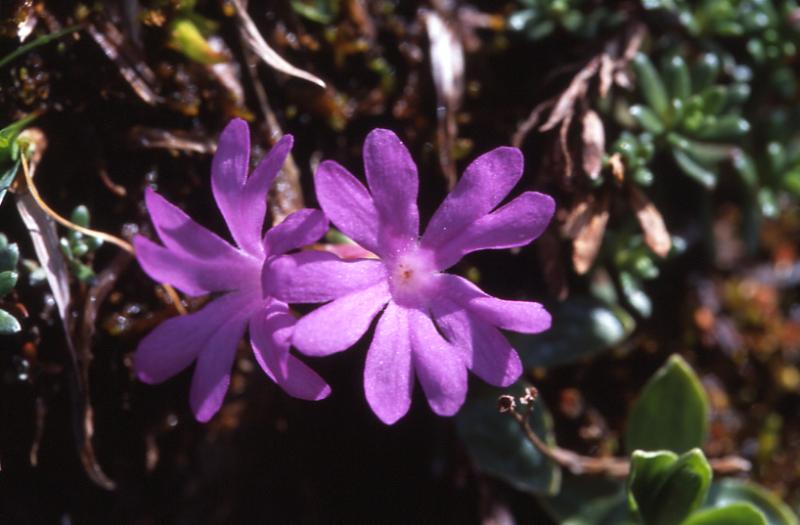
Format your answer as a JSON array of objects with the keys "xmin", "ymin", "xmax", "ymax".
[
  {"xmin": 540, "ymin": 475, "xmax": 634, "ymax": 525},
  {"xmin": 664, "ymin": 55, "xmax": 691, "ymax": 102},
  {"xmin": 0, "ymin": 158, "xmax": 20, "ymax": 207},
  {"xmin": 684, "ymin": 503, "xmax": 768, "ymax": 525},
  {"xmin": 0, "ymin": 308, "xmax": 20, "ymax": 334},
  {"xmin": 626, "ymin": 354, "xmax": 709, "ymax": 454},
  {"xmin": 0, "ymin": 25, "xmax": 80, "ymax": 70},
  {"xmin": 70, "ymin": 205, "xmax": 90, "ymax": 228},
  {"xmin": 0, "ymin": 241, "xmax": 19, "ymax": 271},
  {"xmin": 631, "ymin": 105, "xmax": 666, "ymax": 134},
  {"xmin": 0, "ymin": 113, "xmax": 38, "ymax": 164},
  {"xmin": 704, "ymin": 479, "xmax": 799, "ymax": 525},
  {"xmin": 672, "ymin": 149, "xmax": 718, "ymax": 188},
  {"xmin": 693, "ymin": 115, "xmax": 750, "ymax": 141},
  {"xmin": 620, "ymin": 271, "xmax": 652, "ymax": 318},
  {"xmin": 699, "ymin": 86, "xmax": 728, "ymax": 115},
  {"xmin": 456, "ymin": 383, "xmax": 561, "ymax": 495},
  {"xmin": 633, "ymin": 53, "xmax": 670, "ymax": 117},
  {"xmin": 290, "ymin": 0, "xmax": 340, "ymax": 24},
  {"xmin": 168, "ymin": 18, "xmax": 226, "ymax": 64},
  {"xmin": 513, "ymin": 296, "xmax": 635, "ymax": 368},
  {"xmin": 628, "ymin": 448, "xmax": 712, "ymax": 525},
  {"xmin": 0, "ymin": 270, "xmax": 17, "ymax": 297},
  {"xmin": 691, "ymin": 54, "xmax": 720, "ymax": 92}
]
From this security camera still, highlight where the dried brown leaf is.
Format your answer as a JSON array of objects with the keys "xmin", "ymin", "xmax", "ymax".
[
  {"xmin": 233, "ymin": 0, "xmax": 326, "ymax": 88},
  {"xmin": 581, "ymin": 109, "xmax": 604, "ymax": 180},
  {"xmin": 630, "ymin": 187, "xmax": 671, "ymax": 257},
  {"xmin": 609, "ymin": 152, "xmax": 624, "ymax": 184},
  {"xmin": 128, "ymin": 127, "xmax": 216, "ymax": 154},
  {"xmin": 559, "ymin": 113, "xmax": 574, "ymax": 178},
  {"xmin": 422, "ymin": 9, "xmax": 465, "ymax": 188},
  {"xmin": 571, "ymin": 195, "xmax": 609, "ymax": 274},
  {"xmin": 512, "ymin": 99, "xmax": 554, "ymax": 147},
  {"xmin": 540, "ymin": 57, "xmax": 599, "ymax": 132}
]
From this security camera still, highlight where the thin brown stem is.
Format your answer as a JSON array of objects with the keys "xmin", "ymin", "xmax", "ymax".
[{"xmin": 504, "ymin": 397, "xmax": 751, "ymax": 479}]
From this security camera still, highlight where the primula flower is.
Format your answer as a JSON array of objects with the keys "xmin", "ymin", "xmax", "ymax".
[
  {"xmin": 266, "ymin": 129, "xmax": 555, "ymax": 424},
  {"xmin": 134, "ymin": 119, "xmax": 331, "ymax": 422}
]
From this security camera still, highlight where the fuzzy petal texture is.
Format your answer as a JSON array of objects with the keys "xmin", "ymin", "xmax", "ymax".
[
  {"xmin": 364, "ymin": 301, "xmax": 414, "ymax": 424},
  {"xmin": 249, "ymin": 303, "xmax": 331, "ymax": 401},
  {"xmin": 363, "ymin": 129, "xmax": 419, "ymax": 240},
  {"xmin": 436, "ymin": 274, "xmax": 551, "ymax": 334},
  {"xmin": 432, "ymin": 192, "xmax": 555, "ymax": 269},
  {"xmin": 431, "ymin": 298, "xmax": 522, "ymax": 387},
  {"xmin": 264, "ymin": 208, "xmax": 328, "ymax": 257},
  {"xmin": 292, "ymin": 280, "xmax": 391, "ymax": 356},
  {"xmin": 265, "ymin": 250, "xmax": 386, "ymax": 303},
  {"xmin": 408, "ymin": 308, "xmax": 468, "ymax": 416},
  {"xmin": 133, "ymin": 235, "xmax": 258, "ymax": 296},
  {"xmin": 189, "ymin": 307, "xmax": 251, "ymax": 422},
  {"xmin": 422, "ymin": 147, "xmax": 523, "ymax": 250},
  {"xmin": 134, "ymin": 292, "xmax": 254, "ymax": 384},
  {"xmin": 315, "ymin": 160, "xmax": 381, "ymax": 254},
  {"xmin": 144, "ymin": 188, "xmax": 249, "ymax": 266}
]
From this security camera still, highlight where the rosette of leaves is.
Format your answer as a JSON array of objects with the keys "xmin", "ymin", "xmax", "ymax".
[
  {"xmin": 508, "ymin": 0, "xmax": 624, "ymax": 40},
  {"xmin": 0, "ymin": 233, "xmax": 21, "ymax": 334},
  {"xmin": 59, "ymin": 205, "xmax": 102, "ymax": 283},
  {"xmin": 626, "ymin": 51, "xmax": 751, "ymax": 188}
]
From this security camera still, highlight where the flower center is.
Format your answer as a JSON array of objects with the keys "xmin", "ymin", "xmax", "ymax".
[{"xmin": 386, "ymin": 246, "xmax": 437, "ymax": 308}]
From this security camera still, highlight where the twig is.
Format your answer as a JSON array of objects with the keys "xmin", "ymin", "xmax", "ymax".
[
  {"xmin": 499, "ymin": 390, "xmax": 751, "ymax": 479},
  {"xmin": 20, "ymin": 152, "xmax": 134, "ymax": 254}
]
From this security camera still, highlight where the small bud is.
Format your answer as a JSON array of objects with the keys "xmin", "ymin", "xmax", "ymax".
[{"xmin": 497, "ymin": 395, "xmax": 516, "ymax": 413}]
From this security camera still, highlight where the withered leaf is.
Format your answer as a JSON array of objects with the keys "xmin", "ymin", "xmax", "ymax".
[
  {"xmin": 581, "ymin": 109, "xmax": 605, "ymax": 180},
  {"xmin": 630, "ymin": 187, "xmax": 671, "ymax": 257},
  {"xmin": 540, "ymin": 56, "xmax": 599, "ymax": 132},
  {"xmin": 565, "ymin": 194, "xmax": 610, "ymax": 274}
]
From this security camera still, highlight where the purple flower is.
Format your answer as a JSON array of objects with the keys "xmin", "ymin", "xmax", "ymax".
[
  {"xmin": 133, "ymin": 119, "xmax": 331, "ymax": 422},
  {"xmin": 266, "ymin": 129, "xmax": 555, "ymax": 424}
]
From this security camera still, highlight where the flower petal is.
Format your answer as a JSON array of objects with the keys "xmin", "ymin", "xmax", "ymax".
[
  {"xmin": 436, "ymin": 273, "xmax": 551, "ymax": 334},
  {"xmin": 292, "ymin": 280, "xmax": 390, "ymax": 356},
  {"xmin": 264, "ymin": 208, "xmax": 328, "ymax": 257},
  {"xmin": 431, "ymin": 298, "xmax": 522, "ymax": 387},
  {"xmin": 144, "ymin": 188, "xmax": 246, "ymax": 265},
  {"xmin": 432, "ymin": 191, "xmax": 555, "ymax": 269},
  {"xmin": 134, "ymin": 293, "xmax": 252, "ymax": 384},
  {"xmin": 364, "ymin": 301, "xmax": 414, "ymax": 424},
  {"xmin": 264, "ymin": 250, "xmax": 386, "ymax": 303},
  {"xmin": 408, "ymin": 308, "xmax": 467, "ymax": 417},
  {"xmin": 211, "ymin": 119, "xmax": 251, "ymax": 246},
  {"xmin": 422, "ymin": 146, "xmax": 523, "ymax": 250},
  {"xmin": 134, "ymin": 235, "xmax": 259, "ymax": 296},
  {"xmin": 189, "ymin": 306, "xmax": 252, "ymax": 422},
  {"xmin": 315, "ymin": 160, "xmax": 381, "ymax": 254},
  {"xmin": 363, "ymin": 129, "xmax": 419, "ymax": 240},
  {"xmin": 249, "ymin": 303, "xmax": 331, "ymax": 401}
]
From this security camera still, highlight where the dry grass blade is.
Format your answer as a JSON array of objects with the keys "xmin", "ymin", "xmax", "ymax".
[
  {"xmin": 232, "ymin": 0, "xmax": 326, "ymax": 88},
  {"xmin": 128, "ymin": 127, "xmax": 216, "ymax": 154},
  {"xmin": 422, "ymin": 9, "xmax": 465, "ymax": 188},
  {"xmin": 87, "ymin": 20, "xmax": 161, "ymax": 106},
  {"xmin": 581, "ymin": 109, "xmax": 604, "ymax": 180},
  {"xmin": 630, "ymin": 187, "xmax": 671, "ymax": 257}
]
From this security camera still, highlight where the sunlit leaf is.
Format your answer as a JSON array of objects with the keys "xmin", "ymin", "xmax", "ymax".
[
  {"xmin": 626, "ymin": 355, "xmax": 709, "ymax": 454},
  {"xmin": 704, "ymin": 479, "xmax": 799, "ymax": 525},
  {"xmin": 685, "ymin": 503, "xmax": 768, "ymax": 525}
]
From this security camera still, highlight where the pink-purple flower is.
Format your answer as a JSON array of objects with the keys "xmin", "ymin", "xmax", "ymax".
[
  {"xmin": 266, "ymin": 129, "xmax": 555, "ymax": 424},
  {"xmin": 133, "ymin": 119, "xmax": 331, "ymax": 422}
]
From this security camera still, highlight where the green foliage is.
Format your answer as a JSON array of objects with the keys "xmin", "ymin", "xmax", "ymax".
[
  {"xmin": 59, "ymin": 205, "xmax": 102, "ymax": 283},
  {"xmin": 705, "ymin": 479, "xmax": 800, "ymax": 525},
  {"xmin": 456, "ymin": 383, "xmax": 561, "ymax": 495},
  {"xmin": 291, "ymin": 0, "xmax": 341, "ymax": 24},
  {"xmin": 511, "ymin": 296, "xmax": 635, "ymax": 368},
  {"xmin": 508, "ymin": 0, "xmax": 624, "ymax": 40},
  {"xmin": 626, "ymin": 354, "xmax": 709, "ymax": 454},
  {"xmin": 627, "ymin": 448, "xmax": 712, "ymax": 525},
  {"xmin": 625, "ymin": 51, "xmax": 750, "ymax": 188},
  {"xmin": 0, "ymin": 233, "xmax": 20, "ymax": 334},
  {"xmin": 684, "ymin": 503, "xmax": 768, "ymax": 525}
]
